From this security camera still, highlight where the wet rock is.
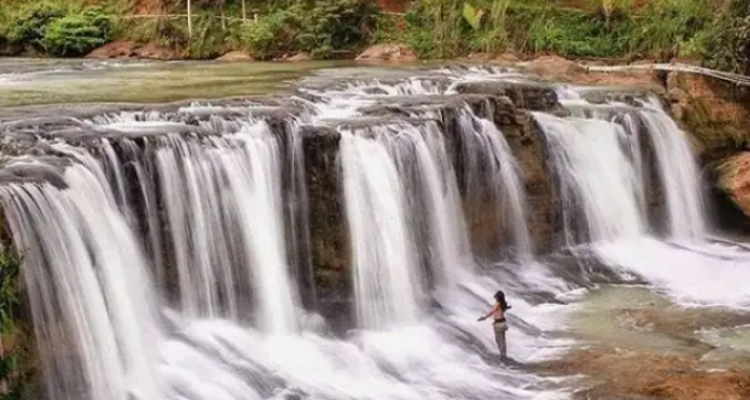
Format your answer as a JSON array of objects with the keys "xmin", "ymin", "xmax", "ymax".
[
  {"xmin": 452, "ymin": 80, "xmax": 560, "ymax": 112},
  {"xmin": 355, "ymin": 43, "xmax": 418, "ymax": 63},
  {"xmin": 581, "ymin": 89, "xmax": 649, "ymax": 107},
  {"xmin": 298, "ymin": 124, "xmax": 352, "ymax": 327},
  {"xmin": 715, "ymin": 152, "xmax": 750, "ymax": 220},
  {"xmin": 86, "ymin": 40, "xmax": 181, "ymax": 60},
  {"xmin": 216, "ymin": 51, "xmax": 254, "ymax": 62}
]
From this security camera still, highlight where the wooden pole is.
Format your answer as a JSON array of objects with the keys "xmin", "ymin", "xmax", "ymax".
[
  {"xmin": 242, "ymin": 0, "xmax": 247, "ymax": 22},
  {"xmin": 186, "ymin": 0, "xmax": 193, "ymax": 38}
]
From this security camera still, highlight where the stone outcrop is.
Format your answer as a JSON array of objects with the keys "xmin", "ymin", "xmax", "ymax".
[
  {"xmin": 355, "ymin": 43, "xmax": 418, "ymax": 63},
  {"xmin": 524, "ymin": 55, "xmax": 585, "ymax": 80},
  {"xmin": 667, "ymin": 71, "xmax": 750, "ymax": 163},
  {"xmin": 86, "ymin": 41, "xmax": 181, "ymax": 60},
  {"xmin": 664, "ymin": 70, "xmax": 750, "ymax": 235},
  {"xmin": 216, "ymin": 51, "xmax": 254, "ymax": 62}
]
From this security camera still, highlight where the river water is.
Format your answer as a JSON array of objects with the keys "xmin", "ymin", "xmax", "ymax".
[{"xmin": 0, "ymin": 58, "xmax": 749, "ymax": 400}]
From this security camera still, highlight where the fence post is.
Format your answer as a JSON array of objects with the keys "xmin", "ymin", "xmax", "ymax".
[{"xmin": 242, "ymin": 0, "xmax": 247, "ymax": 21}]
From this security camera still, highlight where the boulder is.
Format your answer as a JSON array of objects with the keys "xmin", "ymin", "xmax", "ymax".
[
  {"xmin": 494, "ymin": 51, "xmax": 521, "ymax": 64},
  {"xmin": 525, "ymin": 55, "xmax": 585, "ymax": 79},
  {"xmin": 667, "ymin": 71, "xmax": 750, "ymax": 163},
  {"xmin": 287, "ymin": 52, "xmax": 312, "ymax": 62},
  {"xmin": 216, "ymin": 51, "xmax": 254, "ymax": 62},
  {"xmin": 716, "ymin": 152, "xmax": 750, "ymax": 219},
  {"xmin": 86, "ymin": 41, "xmax": 180, "ymax": 60},
  {"xmin": 355, "ymin": 43, "xmax": 417, "ymax": 63}
]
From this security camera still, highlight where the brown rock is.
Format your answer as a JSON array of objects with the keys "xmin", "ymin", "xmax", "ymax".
[
  {"xmin": 541, "ymin": 349, "xmax": 750, "ymax": 400},
  {"xmin": 667, "ymin": 71, "xmax": 750, "ymax": 163},
  {"xmin": 287, "ymin": 52, "xmax": 312, "ymax": 62},
  {"xmin": 355, "ymin": 43, "xmax": 417, "ymax": 63},
  {"xmin": 86, "ymin": 41, "xmax": 180, "ymax": 60},
  {"xmin": 525, "ymin": 55, "xmax": 585, "ymax": 79},
  {"xmin": 466, "ymin": 52, "xmax": 493, "ymax": 61},
  {"xmin": 494, "ymin": 51, "xmax": 521, "ymax": 64},
  {"xmin": 716, "ymin": 152, "xmax": 750, "ymax": 219},
  {"xmin": 216, "ymin": 51, "xmax": 254, "ymax": 62}
]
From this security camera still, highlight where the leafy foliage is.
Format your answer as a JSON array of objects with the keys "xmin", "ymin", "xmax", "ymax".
[
  {"xmin": 240, "ymin": 0, "xmax": 379, "ymax": 60},
  {"xmin": 0, "ymin": 247, "xmax": 22, "ymax": 400},
  {"xmin": 704, "ymin": 0, "xmax": 750, "ymax": 74},
  {"xmin": 629, "ymin": 0, "xmax": 711, "ymax": 60},
  {"xmin": 7, "ymin": 2, "xmax": 67, "ymax": 52},
  {"xmin": 41, "ymin": 8, "xmax": 113, "ymax": 56}
]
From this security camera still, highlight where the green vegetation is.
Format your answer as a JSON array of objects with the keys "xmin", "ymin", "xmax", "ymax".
[
  {"xmin": 239, "ymin": 0, "xmax": 379, "ymax": 60},
  {"xmin": 1, "ymin": 2, "xmax": 114, "ymax": 57},
  {"xmin": 2, "ymin": 0, "xmax": 750, "ymax": 76},
  {"xmin": 0, "ymin": 246, "xmax": 25, "ymax": 400}
]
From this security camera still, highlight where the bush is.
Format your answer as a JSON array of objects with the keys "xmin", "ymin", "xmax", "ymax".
[
  {"xmin": 703, "ymin": 1, "xmax": 750, "ymax": 74},
  {"xmin": 296, "ymin": 0, "xmax": 379, "ymax": 57},
  {"xmin": 628, "ymin": 0, "xmax": 711, "ymax": 60},
  {"xmin": 41, "ymin": 8, "xmax": 113, "ymax": 57},
  {"xmin": 240, "ymin": 0, "xmax": 379, "ymax": 60},
  {"xmin": 7, "ymin": 2, "xmax": 67, "ymax": 52},
  {"xmin": 241, "ymin": 9, "xmax": 296, "ymax": 60}
]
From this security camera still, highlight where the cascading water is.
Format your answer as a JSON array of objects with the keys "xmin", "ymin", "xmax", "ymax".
[
  {"xmin": 457, "ymin": 107, "xmax": 533, "ymax": 257},
  {"xmin": 340, "ymin": 118, "xmax": 475, "ymax": 328},
  {"xmin": 340, "ymin": 129, "xmax": 424, "ymax": 329},
  {"xmin": 2, "ymin": 63, "xmax": 744, "ymax": 400},
  {"xmin": 533, "ymin": 112, "xmax": 647, "ymax": 244},
  {"xmin": 0, "ymin": 155, "xmax": 162, "ymax": 400},
  {"xmin": 638, "ymin": 98, "xmax": 707, "ymax": 239}
]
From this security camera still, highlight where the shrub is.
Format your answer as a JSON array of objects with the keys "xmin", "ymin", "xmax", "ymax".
[
  {"xmin": 295, "ymin": 0, "xmax": 379, "ymax": 57},
  {"xmin": 7, "ymin": 2, "xmax": 67, "ymax": 51},
  {"xmin": 703, "ymin": 0, "xmax": 750, "ymax": 74},
  {"xmin": 628, "ymin": 0, "xmax": 712, "ymax": 60},
  {"xmin": 240, "ymin": 0, "xmax": 379, "ymax": 60},
  {"xmin": 241, "ymin": 9, "xmax": 296, "ymax": 60},
  {"xmin": 41, "ymin": 8, "xmax": 113, "ymax": 57}
]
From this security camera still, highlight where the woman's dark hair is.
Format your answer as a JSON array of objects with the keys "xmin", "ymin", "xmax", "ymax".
[{"xmin": 494, "ymin": 290, "xmax": 511, "ymax": 311}]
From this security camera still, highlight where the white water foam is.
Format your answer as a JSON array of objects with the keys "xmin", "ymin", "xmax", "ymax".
[{"xmin": 595, "ymin": 237, "xmax": 750, "ymax": 309}]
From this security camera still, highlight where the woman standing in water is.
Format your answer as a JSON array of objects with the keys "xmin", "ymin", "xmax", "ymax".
[{"xmin": 477, "ymin": 290, "xmax": 511, "ymax": 361}]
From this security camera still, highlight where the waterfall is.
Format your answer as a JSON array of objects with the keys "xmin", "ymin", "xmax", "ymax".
[
  {"xmin": 533, "ymin": 112, "xmax": 647, "ymax": 244},
  {"xmin": 340, "ymin": 129, "xmax": 424, "ymax": 329},
  {"xmin": 457, "ymin": 107, "xmax": 533, "ymax": 257},
  {"xmin": 639, "ymin": 98, "xmax": 707, "ymax": 239},
  {"xmin": 153, "ymin": 120, "xmax": 300, "ymax": 333},
  {"xmin": 0, "ymin": 156, "xmax": 162, "ymax": 400},
  {"xmin": 0, "ymin": 65, "xmax": 730, "ymax": 400}
]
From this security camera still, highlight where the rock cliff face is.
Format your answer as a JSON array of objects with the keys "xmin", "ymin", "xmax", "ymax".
[{"xmin": 666, "ymin": 71, "xmax": 750, "ymax": 234}]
